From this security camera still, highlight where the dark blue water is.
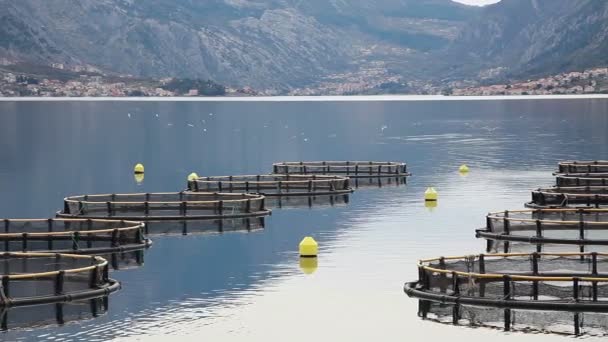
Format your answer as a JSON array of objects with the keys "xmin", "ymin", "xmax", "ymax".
[{"xmin": 1, "ymin": 99, "xmax": 607, "ymax": 341}]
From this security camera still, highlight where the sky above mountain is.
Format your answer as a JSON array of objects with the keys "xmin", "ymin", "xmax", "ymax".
[{"xmin": 453, "ymin": 0, "xmax": 501, "ymax": 5}]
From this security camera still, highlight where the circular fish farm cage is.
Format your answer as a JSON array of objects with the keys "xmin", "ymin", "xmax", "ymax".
[
  {"xmin": 0, "ymin": 252, "xmax": 118, "ymax": 307},
  {"xmin": 418, "ymin": 300, "xmax": 608, "ymax": 337},
  {"xmin": 57, "ymin": 192, "xmax": 270, "ymax": 220},
  {"xmin": 476, "ymin": 209, "xmax": 608, "ymax": 246},
  {"xmin": 187, "ymin": 174, "xmax": 353, "ymax": 197},
  {"xmin": 526, "ymin": 187, "xmax": 608, "ymax": 209},
  {"xmin": 144, "ymin": 217, "xmax": 266, "ymax": 236},
  {"xmin": 0, "ymin": 219, "xmax": 149, "ymax": 254},
  {"xmin": 404, "ymin": 252, "xmax": 608, "ymax": 311},
  {"xmin": 558, "ymin": 161, "xmax": 608, "ymax": 174},
  {"xmin": 272, "ymin": 161, "xmax": 410, "ymax": 178},
  {"xmin": 556, "ymin": 173, "xmax": 608, "ymax": 187},
  {"xmin": 0, "ymin": 297, "xmax": 109, "ymax": 332}
]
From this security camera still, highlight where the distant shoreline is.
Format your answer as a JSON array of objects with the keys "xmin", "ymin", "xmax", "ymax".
[{"xmin": 1, "ymin": 94, "xmax": 608, "ymax": 102}]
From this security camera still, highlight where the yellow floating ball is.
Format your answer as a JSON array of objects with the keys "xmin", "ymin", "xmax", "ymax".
[
  {"xmin": 134, "ymin": 163, "xmax": 145, "ymax": 174},
  {"xmin": 299, "ymin": 236, "xmax": 318, "ymax": 257}
]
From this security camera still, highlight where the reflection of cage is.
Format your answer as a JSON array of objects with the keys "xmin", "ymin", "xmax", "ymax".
[
  {"xmin": 101, "ymin": 249, "xmax": 145, "ymax": 270},
  {"xmin": 266, "ymin": 194, "xmax": 350, "ymax": 209},
  {"xmin": 144, "ymin": 217, "xmax": 265, "ymax": 236},
  {"xmin": 188, "ymin": 175, "xmax": 352, "ymax": 196},
  {"xmin": 272, "ymin": 161, "xmax": 410, "ymax": 178},
  {"xmin": 0, "ymin": 252, "xmax": 118, "ymax": 307},
  {"xmin": 0, "ymin": 297, "xmax": 108, "ymax": 331},
  {"xmin": 556, "ymin": 173, "xmax": 608, "ymax": 187},
  {"xmin": 57, "ymin": 192, "xmax": 270, "ymax": 220},
  {"xmin": 558, "ymin": 161, "xmax": 608, "ymax": 174},
  {"xmin": 405, "ymin": 252, "xmax": 608, "ymax": 310},
  {"xmin": 477, "ymin": 209, "xmax": 608, "ymax": 246},
  {"xmin": 0, "ymin": 219, "xmax": 149, "ymax": 254},
  {"xmin": 350, "ymin": 176, "xmax": 407, "ymax": 189},
  {"xmin": 527, "ymin": 187, "xmax": 608, "ymax": 209},
  {"xmin": 418, "ymin": 300, "xmax": 608, "ymax": 337}
]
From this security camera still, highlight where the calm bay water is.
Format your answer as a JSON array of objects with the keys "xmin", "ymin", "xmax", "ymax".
[{"xmin": 1, "ymin": 98, "xmax": 608, "ymax": 341}]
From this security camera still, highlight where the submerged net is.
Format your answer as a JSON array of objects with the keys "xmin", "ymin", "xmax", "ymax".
[
  {"xmin": 0, "ymin": 297, "xmax": 108, "ymax": 331},
  {"xmin": 187, "ymin": 174, "xmax": 352, "ymax": 196},
  {"xmin": 418, "ymin": 300, "xmax": 608, "ymax": 337},
  {"xmin": 558, "ymin": 161, "xmax": 608, "ymax": 174},
  {"xmin": 478, "ymin": 209, "xmax": 608, "ymax": 245},
  {"xmin": 527, "ymin": 187, "xmax": 608, "ymax": 209},
  {"xmin": 0, "ymin": 219, "xmax": 149, "ymax": 254},
  {"xmin": 0, "ymin": 252, "xmax": 118, "ymax": 307},
  {"xmin": 58, "ymin": 192, "xmax": 270, "ymax": 220},
  {"xmin": 144, "ymin": 217, "xmax": 266, "ymax": 236},
  {"xmin": 406, "ymin": 253, "xmax": 608, "ymax": 310},
  {"xmin": 272, "ymin": 161, "xmax": 409, "ymax": 178},
  {"xmin": 556, "ymin": 173, "xmax": 608, "ymax": 187}
]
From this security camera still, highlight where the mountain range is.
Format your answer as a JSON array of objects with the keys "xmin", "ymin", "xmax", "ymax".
[{"xmin": 1, "ymin": 0, "xmax": 607, "ymax": 94}]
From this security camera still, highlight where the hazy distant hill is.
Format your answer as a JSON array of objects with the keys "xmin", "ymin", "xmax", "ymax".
[{"xmin": 1, "ymin": 0, "xmax": 607, "ymax": 93}]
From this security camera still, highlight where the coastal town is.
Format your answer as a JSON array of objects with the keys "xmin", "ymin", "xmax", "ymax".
[{"xmin": 1, "ymin": 62, "xmax": 608, "ymax": 97}]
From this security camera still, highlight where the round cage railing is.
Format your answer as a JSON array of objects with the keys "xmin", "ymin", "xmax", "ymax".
[
  {"xmin": 57, "ymin": 192, "xmax": 270, "ymax": 220},
  {"xmin": 418, "ymin": 300, "xmax": 608, "ymax": 337},
  {"xmin": 187, "ymin": 174, "xmax": 353, "ymax": 196},
  {"xmin": 558, "ymin": 161, "xmax": 608, "ymax": 174},
  {"xmin": 556, "ymin": 173, "xmax": 608, "ymax": 187},
  {"xmin": 526, "ymin": 187, "xmax": 608, "ymax": 209},
  {"xmin": 0, "ymin": 252, "xmax": 119, "ymax": 307},
  {"xmin": 476, "ymin": 209, "xmax": 608, "ymax": 246},
  {"xmin": 272, "ymin": 161, "xmax": 410, "ymax": 178},
  {"xmin": 0, "ymin": 296, "xmax": 109, "ymax": 332},
  {"xmin": 404, "ymin": 252, "xmax": 608, "ymax": 311},
  {"xmin": 0, "ymin": 218, "xmax": 150, "ymax": 254}
]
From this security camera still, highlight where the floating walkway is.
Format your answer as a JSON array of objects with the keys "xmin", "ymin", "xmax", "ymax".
[
  {"xmin": 57, "ymin": 192, "xmax": 270, "ymax": 220},
  {"xmin": 558, "ymin": 161, "xmax": 608, "ymax": 174},
  {"xmin": 404, "ymin": 252, "xmax": 608, "ymax": 311},
  {"xmin": 0, "ymin": 252, "xmax": 119, "ymax": 307},
  {"xmin": 187, "ymin": 174, "xmax": 353, "ymax": 196},
  {"xmin": 0, "ymin": 218, "xmax": 150, "ymax": 254},
  {"xmin": 272, "ymin": 161, "xmax": 410, "ymax": 178},
  {"xmin": 476, "ymin": 209, "xmax": 608, "ymax": 246},
  {"xmin": 526, "ymin": 186, "xmax": 608, "ymax": 208}
]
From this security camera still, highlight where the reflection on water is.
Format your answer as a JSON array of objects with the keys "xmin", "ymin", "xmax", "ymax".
[{"xmin": 0, "ymin": 99, "xmax": 608, "ymax": 341}]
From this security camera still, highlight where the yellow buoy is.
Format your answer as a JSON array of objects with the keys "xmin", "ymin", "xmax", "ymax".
[
  {"xmin": 424, "ymin": 187, "xmax": 438, "ymax": 201},
  {"xmin": 299, "ymin": 257, "xmax": 318, "ymax": 274},
  {"xmin": 299, "ymin": 236, "xmax": 318, "ymax": 257},
  {"xmin": 187, "ymin": 172, "xmax": 199, "ymax": 182},
  {"xmin": 134, "ymin": 163, "xmax": 145, "ymax": 174},
  {"xmin": 459, "ymin": 164, "xmax": 470, "ymax": 173},
  {"xmin": 134, "ymin": 173, "xmax": 144, "ymax": 184}
]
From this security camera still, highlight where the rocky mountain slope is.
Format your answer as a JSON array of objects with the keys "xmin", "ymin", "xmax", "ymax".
[
  {"xmin": 0, "ymin": 0, "xmax": 475, "ymax": 91},
  {"xmin": 1, "ymin": 0, "xmax": 607, "ymax": 93}
]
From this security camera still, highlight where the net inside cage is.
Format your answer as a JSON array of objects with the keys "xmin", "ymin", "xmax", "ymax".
[
  {"xmin": 557, "ymin": 174, "xmax": 608, "ymax": 187},
  {"xmin": 419, "ymin": 300, "xmax": 608, "ymax": 337},
  {"xmin": 559, "ymin": 161, "xmax": 608, "ymax": 174},
  {"xmin": 272, "ymin": 161, "xmax": 408, "ymax": 177},
  {"xmin": 419, "ymin": 253, "xmax": 608, "ymax": 302},
  {"xmin": 188, "ymin": 175, "xmax": 352, "ymax": 196},
  {"xmin": 530, "ymin": 188, "xmax": 608, "ymax": 208},
  {"xmin": 0, "ymin": 297, "xmax": 108, "ymax": 331},
  {"xmin": 0, "ymin": 219, "xmax": 147, "ymax": 253},
  {"xmin": 60, "ymin": 192, "xmax": 268, "ymax": 219},
  {"xmin": 482, "ymin": 210, "xmax": 608, "ymax": 244},
  {"xmin": 0, "ymin": 253, "xmax": 113, "ymax": 306}
]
